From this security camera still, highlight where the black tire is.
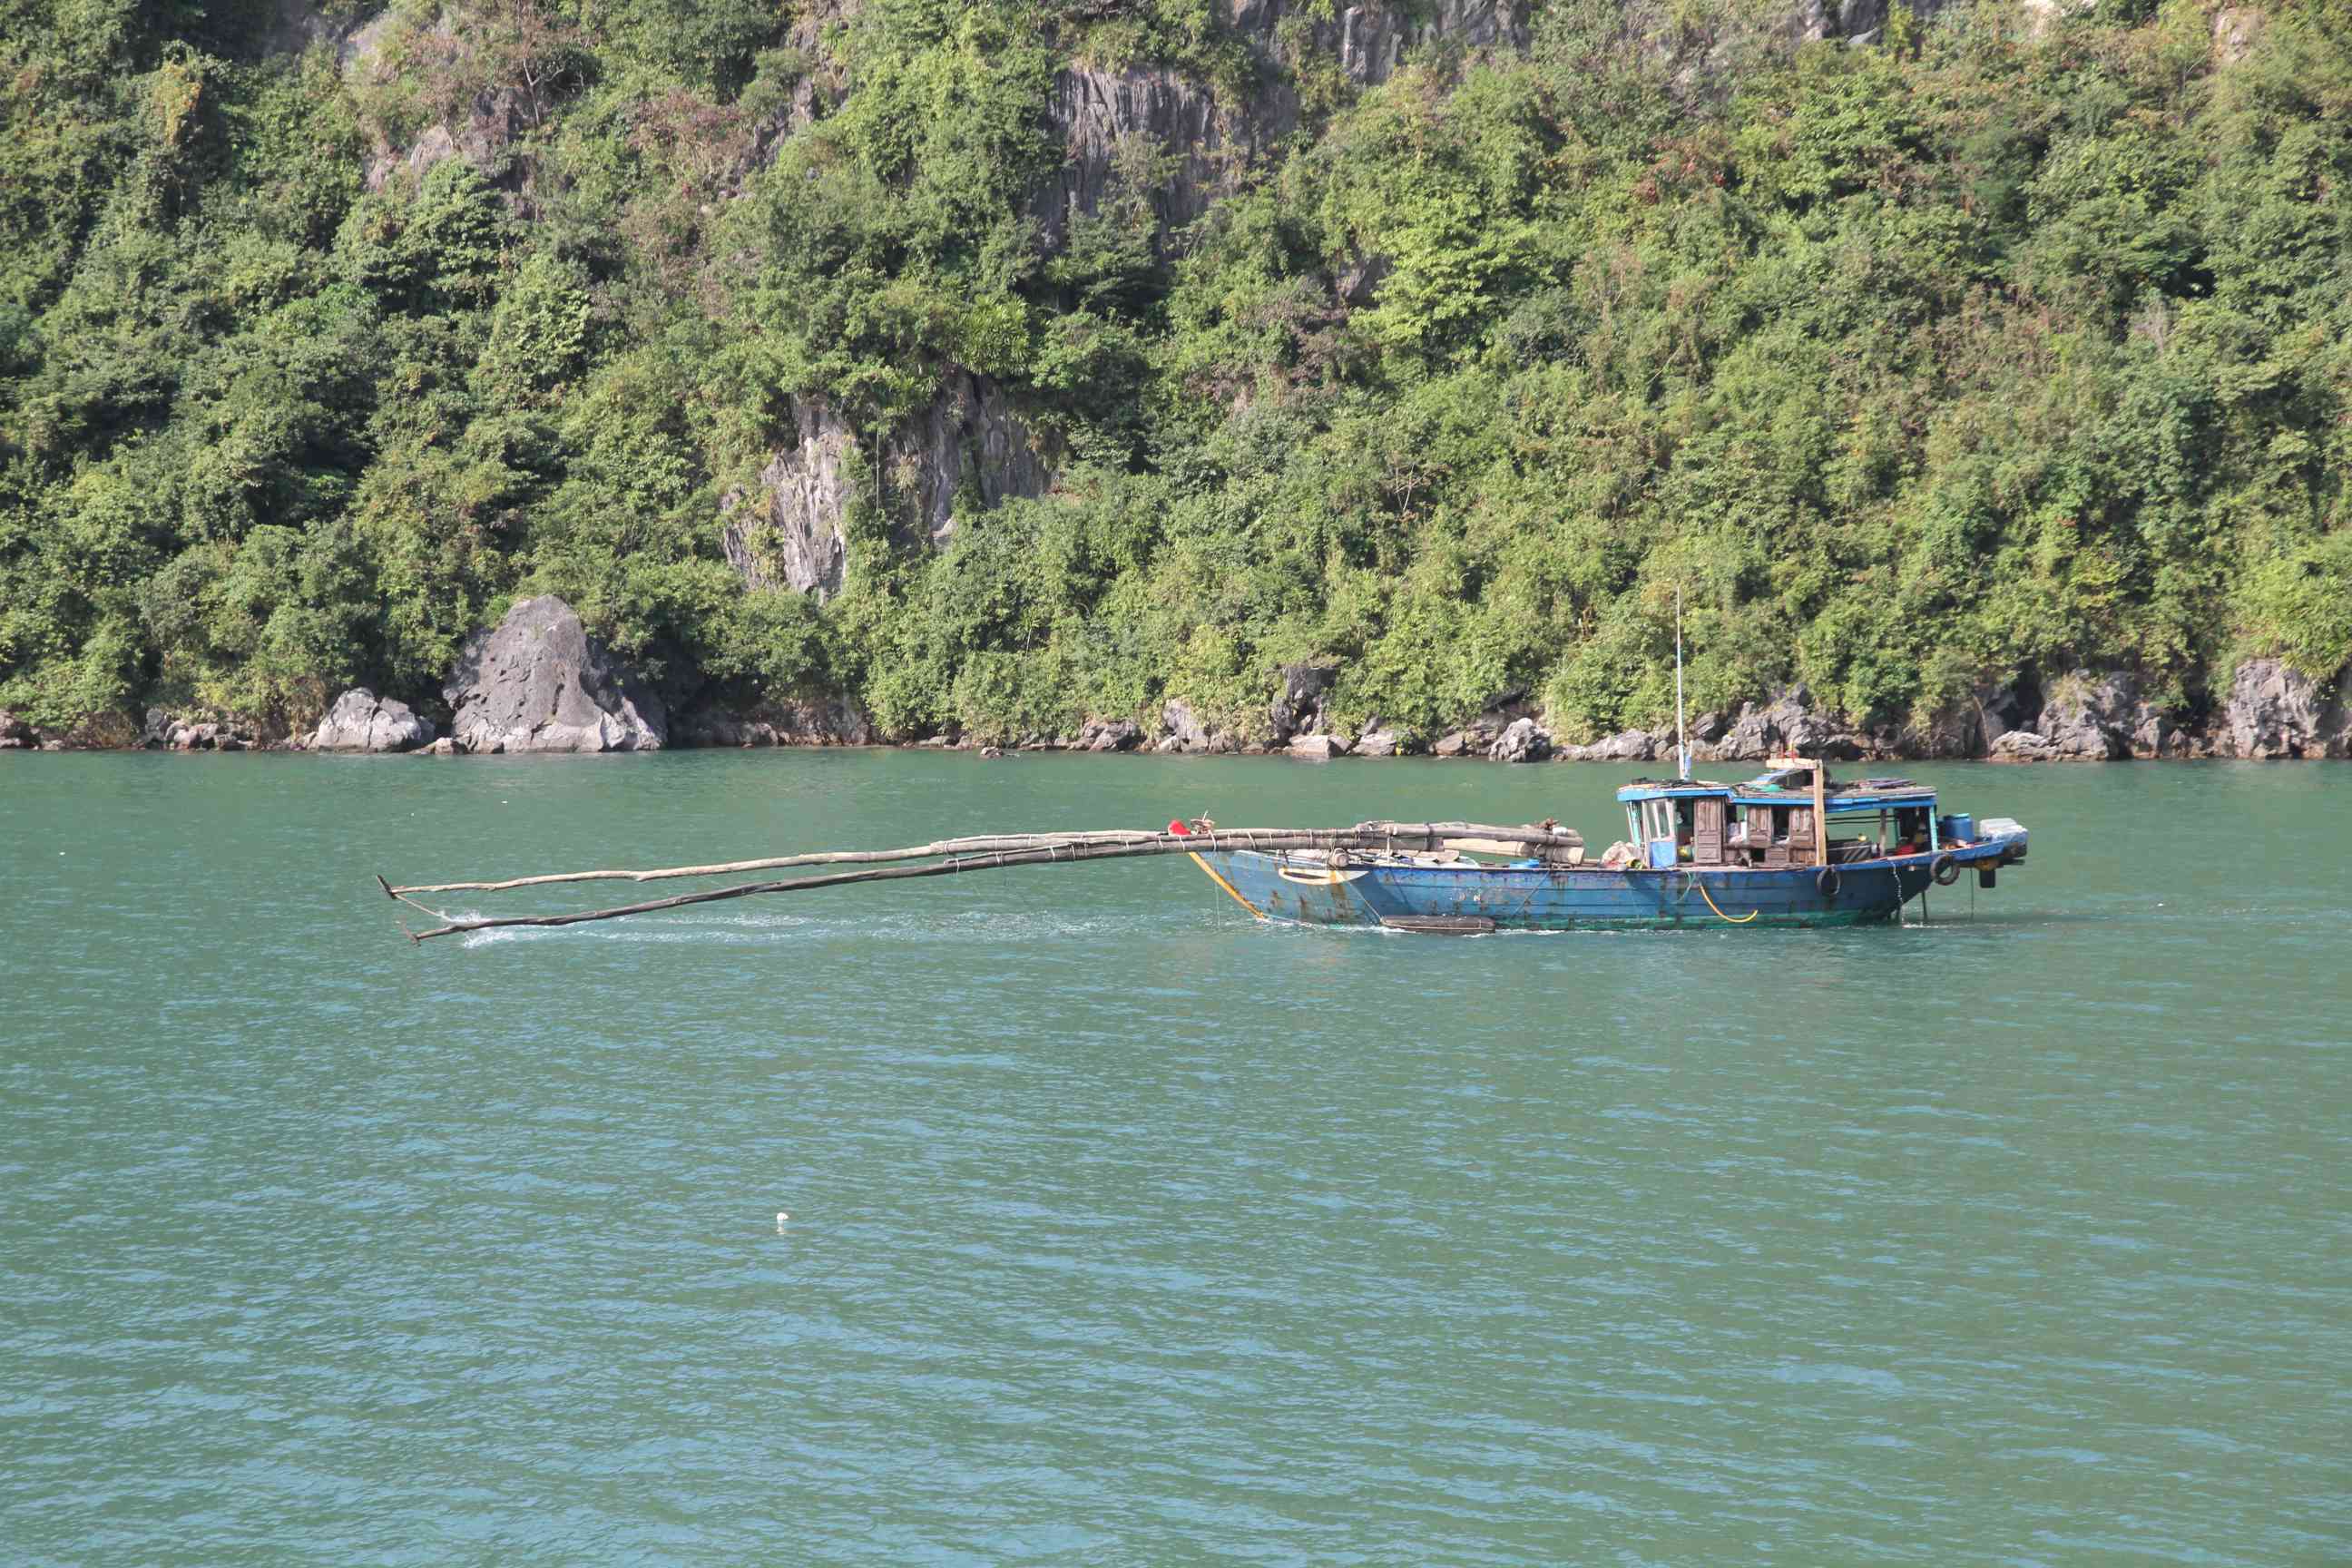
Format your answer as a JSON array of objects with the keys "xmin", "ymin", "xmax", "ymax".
[
  {"xmin": 1932, "ymin": 853, "xmax": 1961, "ymax": 887},
  {"xmin": 1815, "ymin": 866, "xmax": 1842, "ymax": 898},
  {"xmin": 1977, "ymin": 866, "xmax": 1996, "ymax": 890}
]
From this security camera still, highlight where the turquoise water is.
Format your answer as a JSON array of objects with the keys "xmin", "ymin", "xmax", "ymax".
[{"xmin": 3, "ymin": 752, "xmax": 2347, "ymax": 1564}]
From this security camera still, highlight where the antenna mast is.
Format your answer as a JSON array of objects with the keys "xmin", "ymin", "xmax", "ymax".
[{"xmin": 1675, "ymin": 584, "xmax": 1690, "ymax": 779}]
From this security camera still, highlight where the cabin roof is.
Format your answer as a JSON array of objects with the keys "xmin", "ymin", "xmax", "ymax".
[{"xmin": 1615, "ymin": 771, "xmax": 1939, "ymax": 814}]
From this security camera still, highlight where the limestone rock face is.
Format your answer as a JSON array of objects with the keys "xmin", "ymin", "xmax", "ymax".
[
  {"xmin": 1161, "ymin": 698, "xmax": 1237, "ymax": 754},
  {"xmin": 0, "ymin": 709, "xmax": 34, "ymax": 750},
  {"xmin": 1353, "ymin": 728, "xmax": 1400, "ymax": 758},
  {"xmin": 723, "ymin": 403, "xmax": 854, "ymax": 600},
  {"xmin": 2033, "ymin": 671, "xmax": 2138, "ymax": 761},
  {"xmin": 1989, "ymin": 728, "xmax": 2058, "ymax": 762},
  {"xmin": 442, "ymin": 596, "xmax": 666, "ymax": 753},
  {"xmin": 1557, "ymin": 729, "xmax": 1661, "ymax": 763},
  {"xmin": 1487, "ymin": 717, "xmax": 1553, "ymax": 763},
  {"xmin": 141, "ymin": 710, "xmax": 259, "ymax": 751},
  {"xmin": 1690, "ymin": 687, "xmax": 1864, "ymax": 762},
  {"xmin": 1269, "ymin": 663, "xmax": 1338, "ymax": 742},
  {"xmin": 1032, "ymin": 68, "xmax": 1257, "ymax": 252},
  {"xmin": 310, "ymin": 689, "xmax": 436, "ymax": 753},
  {"xmin": 674, "ymin": 694, "xmax": 875, "ymax": 748},
  {"xmin": 722, "ymin": 378, "xmax": 1054, "ymax": 598},
  {"xmin": 1287, "ymin": 733, "xmax": 1349, "ymax": 760},
  {"xmin": 1034, "ymin": 3, "xmax": 1530, "ymax": 260},
  {"xmin": 1230, "ymin": 0, "xmax": 1530, "ymax": 90},
  {"xmin": 2220, "ymin": 659, "xmax": 2347, "ymax": 759},
  {"xmin": 1891, "ymin": 683, "xmax": 2025, "ymax": 759},
  {"xmin": 898, "ymin": 373, "xmax": 1055, "ymax": 550},
  {"xmin": 1080, "ymin": 717, "xmax": 1143, "ymax": 753}
]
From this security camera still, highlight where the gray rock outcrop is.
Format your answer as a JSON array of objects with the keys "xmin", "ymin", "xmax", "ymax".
[
  {"xmin": 2031, "ymin": 671, "xmax": 2138, "ymax": 761},
  {"xmin": 897, "ymin": 373, "xmax": 1056, "ymax": 550},
  {"xmin": 310, "ymin": 689, "xmax": 436, "ymax": 752},
  {"xmin": 2220, "ymin": 659, "xmax": 2349, "ymax": 759},
  {"xmin": 1080, "ymin": 717, "xmax": 1144, "ymax": 752},
  {"xmin": 722, "ymin": 403, "xmax": 854, "ymax": 600},
  {"xmin": 1488, "ymin": 717, "xmax": 1553, "ymax": 763},
  {"xmin": 721, "ymin": 378, "xmax": 1055, "ymax": 599},
  {"xmin": 442, "ymin": 595, "xmax": 666, "ymax": 753},
  {"xmin": 0, "ymin": 710, "xmax": 34, "ymax": 750},
  {"xmin": 1288, "ymin": 733, "xmax": 1349, "ymax": 760},
  {"xmin": 1161, "ymin": 698, "xmax": 1237, "ymax": 753},
  {"xmin": 1689, "ymin": 686, "xmax": 1864, "ymax": 762},
  {"xmin": 1354, "ymin": 728, "xmax": 1400, "ymax": 758},
  {"xmin": 141, "ymin": 709, "xmax": 257, "ymax": 751},
  {"xmin": 1269, "ymin": 663, "xmax": 1338, "ymax": 742},
  {"xmin": 674, "ymin": 693, "xmax": 875, "ymax": 747},
  {"xmin": 1989, "ymin": 728, "xmax": 2059, "ymax": 762},
  {"xmin": 1033, "ymin": 69, "xmax": 1253, "ymax": 253},
  {"xmin": 1556, "ymin": 728, "xmax": 1661, "ymax": 763}
]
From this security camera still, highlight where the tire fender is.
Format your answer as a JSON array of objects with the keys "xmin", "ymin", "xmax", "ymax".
[
  {"xmin": 1815, "ymin": 865, "xmax": 1842, "ymax": 897},
  {"xmin": 1932, "ymin": 853, "xmax": 1961, "ymax": 887}
]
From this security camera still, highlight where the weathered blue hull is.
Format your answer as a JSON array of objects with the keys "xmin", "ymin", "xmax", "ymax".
[{"xmin": 1194, "ymin": 839, "xmax": 2017, "ymax": 931}]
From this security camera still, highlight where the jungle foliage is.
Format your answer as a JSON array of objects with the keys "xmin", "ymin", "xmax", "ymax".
[{"xmin": 2, "ymin": 0, "xmax": 2348, "ymax": 742}]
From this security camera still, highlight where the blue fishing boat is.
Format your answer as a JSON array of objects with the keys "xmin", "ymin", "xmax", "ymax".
[{"xmin": 1183, "ymin": 757, "xmax": 2028, "ymax": 931}]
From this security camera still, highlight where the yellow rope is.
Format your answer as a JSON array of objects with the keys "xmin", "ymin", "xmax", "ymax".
[
  {"xmin": 1694, "ymin": 876, "xmax": 1759, "ymax": 924},
  {"xmin": 1188, "ymin": 851, "xmax": 1265, "ymax": 919}
]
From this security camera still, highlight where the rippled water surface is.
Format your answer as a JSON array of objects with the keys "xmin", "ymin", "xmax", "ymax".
[{"xmin": 4, "ymin": 751, "xmax": 2347, "ymax": 1564}]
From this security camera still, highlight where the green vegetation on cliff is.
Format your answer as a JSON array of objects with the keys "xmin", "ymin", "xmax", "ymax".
[{"xmin": 3, "ymin": 0, "xmax": 2348, "ymax": 744}]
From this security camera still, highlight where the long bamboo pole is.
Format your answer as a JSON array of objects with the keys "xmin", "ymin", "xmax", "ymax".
[
  {"xmin": 385, "ymin": 821, "xmax": 1583, "ymax": 943},
  {"xmin": 387, "ymin": 828, "xmax": 1181, "ymax": 895},
  {"xmin": 384, "ymin": 821, "xmax": 1581, "ymax": 896}
]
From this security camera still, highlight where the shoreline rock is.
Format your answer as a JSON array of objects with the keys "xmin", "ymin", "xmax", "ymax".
[
  {"xmin": 310, "ymin": 689, "xmax": 436, "ymax": 753},
  {"xmin": 674, "ymin": 693, "xmax": 875, "ymax": 747},
  {"xmin": 2220, "ymin": 658, "xmax": 2350, "ymax": 760},
  {"xmin": 443, "ymin": 595, "xmax": 666, "ymax": 754},
  {"xmin": 25, "ymin": 653, "xmax": 2352, "ymax": 761},
  {"xmin": 1488, "ymin": 717, "xmax": 1553, "ymax": 763}
]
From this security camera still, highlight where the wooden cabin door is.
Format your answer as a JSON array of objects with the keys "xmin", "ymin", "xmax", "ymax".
[
  {"xmin": 1787, "ymin": 806, "xmax": 1817, "ymax": 866},
  {"xmin": 1693, "ymin": 799, "xmax": 1725, "ymax": 866}
]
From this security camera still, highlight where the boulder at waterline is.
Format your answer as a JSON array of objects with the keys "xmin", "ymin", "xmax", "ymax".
[
  {"xmin": 1557, "ymin": 729, "xmax": 1661, "ymax": 763},
  {"xmin": 1488, "ymin": 717, "xmax": 1553, "ymax": 763},
  {"xmin": 1079, "ymin": 717, "xmax": 1142, "ymax": 752},
  {"xmin": 310, "ymin": 689, "xmax": 436, "ymax": 753},
  {"xmin": 442, "ymin": 596, "xmax": 666, "ymax": 754},
  {"xmin": 1989, "ymin": 729, "xmax": 2059, "ymax": 762}
]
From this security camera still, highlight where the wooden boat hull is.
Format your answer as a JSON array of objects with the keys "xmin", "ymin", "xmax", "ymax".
[{"xmin": 1193, "ymin": 839, "xmax": 2020, "ymax": 931}]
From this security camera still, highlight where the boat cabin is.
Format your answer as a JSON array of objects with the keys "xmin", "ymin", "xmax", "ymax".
[{"xmin": 1615, "ymin": 759, "xmax": 1953, "ymax": 869}]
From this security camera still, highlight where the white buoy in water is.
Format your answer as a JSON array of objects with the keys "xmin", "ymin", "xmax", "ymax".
[{"xmin": 776, "ymin": 1210, "xmax": 789, "ymax": 1232}]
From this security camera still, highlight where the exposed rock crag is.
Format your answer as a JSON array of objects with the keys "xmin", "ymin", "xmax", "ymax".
[
  {"xmin": 674, "ymin": 693, "xmax": 876, "ymax": 747},
  {"xmin": 310, "ymin": 689, "xmax": 436, "ymax": 752},
  {"xmin": 443, "ymin": 595, "xmax": 666, "ymax": 753},
  {"xmin": 2220, "ymin": 659, "xmax": 2350, "ymax": 760}
]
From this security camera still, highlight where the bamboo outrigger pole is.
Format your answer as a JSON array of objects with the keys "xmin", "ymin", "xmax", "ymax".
[{"xmin": 379, "ymin": 821, "xmax": 1583, "ymax": 944}]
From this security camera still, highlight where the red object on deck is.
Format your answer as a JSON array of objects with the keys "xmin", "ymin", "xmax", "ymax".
[{"xmin": 1168, "ymin": 818, "xmax": 1191, "ymax": 836}]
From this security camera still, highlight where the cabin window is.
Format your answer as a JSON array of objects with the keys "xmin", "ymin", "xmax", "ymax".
[{"xmin": 1893, "ymin": 808, "xmax": 1929, "ymax": 854}]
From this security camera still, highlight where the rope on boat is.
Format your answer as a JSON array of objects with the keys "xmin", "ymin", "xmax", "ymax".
[{"xmin": 1691, "ymin": 875, "xmax": 1759, "ymax": 925}]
